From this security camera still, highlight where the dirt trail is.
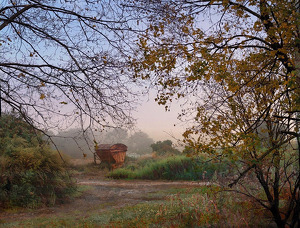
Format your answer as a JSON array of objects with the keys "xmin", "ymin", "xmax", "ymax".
[{"xmin": 0, "ymin": 176, "xmax": 210, "ymax": 223}]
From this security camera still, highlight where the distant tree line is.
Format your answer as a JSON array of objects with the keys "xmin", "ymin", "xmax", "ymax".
[
  {"xmin": 51, "ymin": 128, "xmax": 155, "ymax": 158},
  {"xmin": 51, "ymin": 128, "xmax": 183, "ymax": 158}
]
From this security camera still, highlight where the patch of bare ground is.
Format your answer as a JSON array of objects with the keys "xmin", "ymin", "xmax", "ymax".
[{"xmin": 0, "ymin": 173, "xmax": 210, "ymax": 223}]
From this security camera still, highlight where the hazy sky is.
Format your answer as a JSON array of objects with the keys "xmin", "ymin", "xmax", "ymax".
[{"xmin": 135, "ymin": 91, "xmax": 185, "ymax": 142}]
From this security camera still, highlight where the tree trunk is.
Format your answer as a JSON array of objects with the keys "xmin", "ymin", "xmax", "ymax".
[
  {"xmin": 272, "ymin": 150, "xmax": 284, "ymax": 228},
  {"xmin": 292, "ymin": 0, "xmax": 300, "ymax": 226}
]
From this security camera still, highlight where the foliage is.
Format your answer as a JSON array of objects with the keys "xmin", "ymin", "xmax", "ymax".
[
  {"xmin": 182, "ymin": 145, "xmax": 203, "ymax": 156},
  {"xmin": 108, "ymin": 155, "xmax": 231, "ymax": 181},
  {"xmin": 131, "ymin": 1, "xmax": 300, "ymax": 227},
  {"xmin": 68, "ymin": 160, "xmax": 105, "ymax": 176},
  {"xmin": 0, "ymin": 114, "xmax": 76, "ymax": 208},
  {"xmin": 150, "ymin": 140, "xmax": 181, "ymax": 156}
]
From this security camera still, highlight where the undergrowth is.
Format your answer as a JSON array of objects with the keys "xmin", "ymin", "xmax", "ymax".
[
  {"xmin": 0, "ymin": 114, "xmax": 76, "ymax": 208},
  {"xmin": 108, "ymin": 155, "xmax": 231, "ymax": 181}
]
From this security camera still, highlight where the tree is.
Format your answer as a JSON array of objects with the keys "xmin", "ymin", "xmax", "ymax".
[
  {"xmin": 127, "ymin": 131, "xmax": 154, "ymax": 155},
  {"xmin": 150, "ymin": 140, "xmax": 181, "ymax": 156},
  {"xmin": 131, "ymin": 1, "xmax": 300, "ymax": 227},
  {"xmin": 0, "ymin": 0, "xmax": 141, "ymax": 134}
]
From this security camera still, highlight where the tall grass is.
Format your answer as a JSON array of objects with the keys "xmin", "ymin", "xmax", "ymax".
[{"xmin": 108, "ymin": 155, "xmax": 230, "ymax": 180}]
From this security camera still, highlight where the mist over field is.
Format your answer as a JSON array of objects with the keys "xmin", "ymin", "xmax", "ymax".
[{"xmin": 51, "ymin": 128, "xmax": 156, "ymax": 158}]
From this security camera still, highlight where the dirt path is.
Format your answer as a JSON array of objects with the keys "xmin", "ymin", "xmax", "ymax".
[{"xmin": 0, "ymin": 176, "xmax": 210, "ymax": 223}]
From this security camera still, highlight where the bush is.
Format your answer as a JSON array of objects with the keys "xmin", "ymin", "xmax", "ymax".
[
  {"xmin": 0, "ymin": 114, "xmax": 76, "ymax": 208},
  {"xmin": 150, "ymin": 140, "xmax": 181, "ymax": 156}
]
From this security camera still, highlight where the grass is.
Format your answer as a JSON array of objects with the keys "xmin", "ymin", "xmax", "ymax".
[
  {"xmin": 108, "ymin": 155, "xmax": 231, "ymax": 181},
  {"xmin": 0, "ymin": 156, "xmax": 274, "ymax": 227},
  {"xmin": 67, "ymin": 158, "xmax": 112, "ymax": 180},
  {"xmin": 103, "ymin": 186, "xmax": 269, "ymax": 227},
  {"xmin": 1, "ymin": 185, "xmax": 270, "ymax": 227}
]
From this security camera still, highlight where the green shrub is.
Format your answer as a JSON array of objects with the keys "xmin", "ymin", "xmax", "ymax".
[
  {"xmin": 150, "ymin": 140, "xmax": 181, "ymax": 156},
  {"xmin": 0, "ymin": 114, "xmax": 76, "ymax": 208}
]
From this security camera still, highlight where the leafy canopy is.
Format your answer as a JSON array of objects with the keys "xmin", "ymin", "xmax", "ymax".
[{"xmin": 130, "ymin": 1, "xmax": 300, "ymax": 227}]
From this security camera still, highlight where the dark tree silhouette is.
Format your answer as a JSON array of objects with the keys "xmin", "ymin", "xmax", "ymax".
[{"xmin": 0, "ymin": 0, "xmax": 142, "ymax": 132}]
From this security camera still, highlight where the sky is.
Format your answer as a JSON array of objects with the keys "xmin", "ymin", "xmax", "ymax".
[
  {"xmin": 134, "ymin": 91, "xmax": 185, "ymax": 142},
  {"xmin": 1, "ymin": 0, "xmax": 192, "ymax": 145}
]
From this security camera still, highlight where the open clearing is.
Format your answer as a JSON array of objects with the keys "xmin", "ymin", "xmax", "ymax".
[{"xmin": 0, "ymin": 174, "xmax": 211, "ymax": 225}]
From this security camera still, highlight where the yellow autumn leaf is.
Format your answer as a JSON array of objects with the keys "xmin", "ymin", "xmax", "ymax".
[{"xmin": 18, "ymin": 73, "xmax": 25, "ymax": 78}]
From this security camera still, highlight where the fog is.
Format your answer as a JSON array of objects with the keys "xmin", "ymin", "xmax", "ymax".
[
  {"xmin": 50, "ymin": 90, "xmax": 186, "ymax": 158},
  {"xmin": 52, "ymin": 128, "xmax": 156, "ymax": 158},
  {"xmin": 135, "ymin": 91, "xmax": 185, "ymax": 142}
]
